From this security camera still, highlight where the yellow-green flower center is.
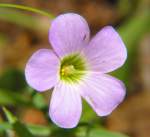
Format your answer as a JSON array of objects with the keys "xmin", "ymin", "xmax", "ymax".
[
  {"xmin": 61, "ymin": 65, "xmax": 75, "ymax": 76},
  {"xmin": 60, "ymin": 54, "xmax": 86, "ymax": 83}
]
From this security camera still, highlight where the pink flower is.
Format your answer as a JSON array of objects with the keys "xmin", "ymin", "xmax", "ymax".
[{"xmin": 25, "ymin": 13, "xmax": 127, "ymax": 128}]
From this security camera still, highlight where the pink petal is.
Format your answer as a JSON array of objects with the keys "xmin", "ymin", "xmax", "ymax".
[
  {"xmin": 80, "ymin": 73, "xmax": 126, "ymax": 116},
  {"xmin": 49, "ymin": 82, "xmax": 82, "ymax": 128},
  {"xmin": 49, "ymin": 13, "xmax": 90, "ymax": 58},
  {"xmin": 82, "ymin": 26, "xmax": 127, "ymax": 73},
  {"xmin": 25, "ymin": 49, "xmax": 60, "ymax": 92}
]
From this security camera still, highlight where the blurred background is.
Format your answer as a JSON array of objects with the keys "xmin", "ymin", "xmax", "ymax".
[{"xmin": 0, "ymin": 0, "xmax": 150, "ymax": 137}]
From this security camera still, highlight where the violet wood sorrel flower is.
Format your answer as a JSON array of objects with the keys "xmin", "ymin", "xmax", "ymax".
[{"xmin": 25, "ymin": 13, "xmax": 127, "ymax": 128}]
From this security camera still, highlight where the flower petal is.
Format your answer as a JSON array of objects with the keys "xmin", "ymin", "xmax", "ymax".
[
  {"xmin": 49, "ymin": 81, "xmax": 82, "ymax": 128},
  {"xmin": 80, "ymin": 73, "xmax": 126, "ymax": 116},
  {"xmin": 82, "ymin": 26, "xmax": 127, "ymax": 73},
  {"xmin": 25, "ymin": 49, "xmax": 60, "ymax": 92},
  {"xmin": 49, "ymin": 13, "xmax": 90, "ymax": 58}
]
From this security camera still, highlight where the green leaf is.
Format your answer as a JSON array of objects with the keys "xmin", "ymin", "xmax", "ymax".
[
  {"xmin": 0, "ymin": 89, "xmax": 31, "ymax": 106},
  {"xmin": 12, "ymin": 122, "xmax": 35, "ymax": 137},
  {"xmin": 27, "ymin": 124, "xmax": 51, "ymax": 136},
  {"xmin": 0, "ymin": 8, "xmax": 51, "ymax": 34},
  {"xmin": 76, "ymin": 126, "xmax": 87, "ymax": 137},
  {"xmin": 33, "ymin": 93, "xmax": 47, "ymax": 109},
  {"xmin": 80, "ymin": 100, "xmax": 96, "ymax": 122},
  {"xmin": 0, "ymin": 122, "xmax": 12, "ymax": 131},
  {"xmin": 2, "ymin": 107, "xmax": 17, "ymax": 124},
  {"xmin": 89, "ymin": 129, "xmax": 129, "ymax": 137},
  {"xmin": 2, "ymin": 107, "xmax": 35, "ymax": 137},
  {"xmin": 0, "ymin": 69, "xmax": 26, "ymax": 91},
  {"xmin": 0, "ymin": 8, "xmax": 39, "ymax": 30},
  {"xmin": 0, "ymin": 122, "xmax": 51, "ymax": 136},
  {"xmin": 50, "ymin": 128, "xmax": 76, "ymax": 137}
]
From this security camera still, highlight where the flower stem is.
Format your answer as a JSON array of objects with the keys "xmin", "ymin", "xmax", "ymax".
[{"xmin": 0, "ymin": 3, "xmax": 54, "ymax": 18}]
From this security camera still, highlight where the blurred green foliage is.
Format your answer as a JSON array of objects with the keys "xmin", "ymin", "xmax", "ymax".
[
  {"xmin": 0, "ymin": 111, "xmax": 129, "ymax": 137},
  {"xmin": 0, "ymin": 69, "xmax": 26, "ymax": 91},
  {"xmin": 113, "ymin": 10, "xmax": 150, "ymax": 87},
  {"xmin": 2, "ymin": 107, "xmax": 35, "ymax": 137}
]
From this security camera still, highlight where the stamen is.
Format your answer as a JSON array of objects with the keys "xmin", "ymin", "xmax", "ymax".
[
  {"xmin": 60, "ymin": 54, "xmax": 86, "ymax": 83},
  {"xmin": 61, "ymin": 65, "xmax": 75, "ymax": 76}
]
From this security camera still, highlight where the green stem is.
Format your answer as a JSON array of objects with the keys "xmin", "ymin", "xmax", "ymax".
[{"xmin": 0, "ymin": 3, "xmax": 53, "ymax": 18}]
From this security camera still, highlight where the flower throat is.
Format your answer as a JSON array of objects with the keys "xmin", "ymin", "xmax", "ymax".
[{"xmin": 60, "ymin": 54, "xmax": 86, "ymax": 83}]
